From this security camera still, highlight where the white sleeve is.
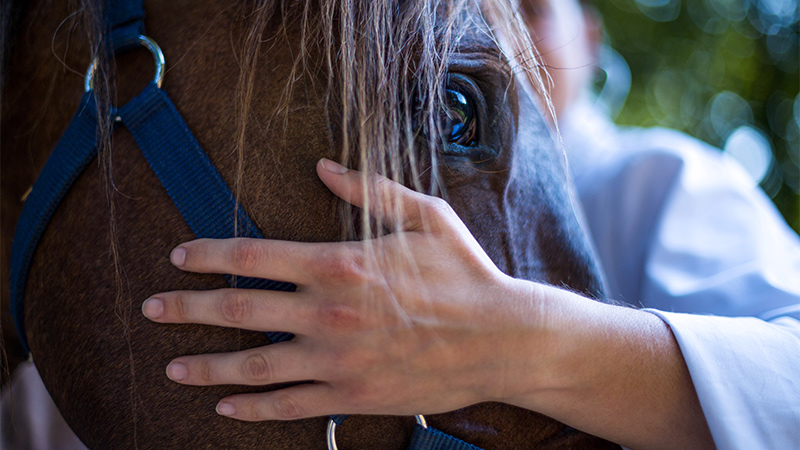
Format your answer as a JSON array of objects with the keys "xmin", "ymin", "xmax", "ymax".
[
  {"xmin": 645, "ymin": 311, "xmax": 800, "ymax": 449},
  {"xmin": 633, "ymin": 133, "xmax": 800, "ymax": 449},
  {"xmin": 569, "ymin": 118, "xmax": 800, "ymax": 448}
]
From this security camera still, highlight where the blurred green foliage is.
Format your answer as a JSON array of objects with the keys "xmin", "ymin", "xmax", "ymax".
[{"xmin": 595, "ymin": 0, "xmax": 799, "ymax": 232}]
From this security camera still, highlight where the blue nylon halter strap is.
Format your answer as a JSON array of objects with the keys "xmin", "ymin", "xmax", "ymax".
[
  {"xmin": 10, "ymin": 0, "xmax": 294, "ymax": 352},
  {"xmin": 408, "ymin": 424, "xmax": 483, "ymax": 450},
  {"xmin": 105, "ymin": 0, "xmax": 145, "ymax": 53},
  {"xmin": 328, "ymin": 415, "xmax": 483, "ymax": 450},
  {"xmin": 9, "ymin": 93, "xmax": 100, "ymax": 354},
  {"xmin": 7, "ymin": 1, "xmax": 484, "ymax": 448},
  {"xmin": 8, "ymin": 83, "xmax": 295, "ymax": 351},
  {"xmin": 117, "ymin": 82, "xmax": 296, "ymax": 346}
]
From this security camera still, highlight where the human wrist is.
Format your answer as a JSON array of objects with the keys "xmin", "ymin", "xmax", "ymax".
[
  {"xmin": 486, "ymin": 283, "xmax": 638, "ymax": 411},
  {"xmin": 477, "ymin": 277, "xmax": 567, "ymax": 406},
  {"xmin": 470, "ymin": 277, "xmax": 712, "ymax": 448}
]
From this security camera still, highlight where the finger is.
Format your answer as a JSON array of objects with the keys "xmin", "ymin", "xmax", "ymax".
[
  {"xmin": 316, "ymin": 158, "xmax": 453, "ymax": 232},
  {"xmin": 142, "ymin": 288, "xmax": 315, "ymax": 334},
  {"xmin": 215, "ymin": 383, "xmax": 345, "ymax": 421},
  {"xmin": 165, "ymin": 343, "xmax": 315, "ymax": 387},
  {"xmin": 171, "ymin": 238, "xmax": 321, "ymax": 283}
]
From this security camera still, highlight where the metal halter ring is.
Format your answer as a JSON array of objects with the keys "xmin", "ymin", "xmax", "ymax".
[
  {"xmin": 327, "ymin": 415, "xmax": 427, "ymax": 450},
  {"xmin": 84, "ymin": 35, "xmax": 165, "ymax": 92}
]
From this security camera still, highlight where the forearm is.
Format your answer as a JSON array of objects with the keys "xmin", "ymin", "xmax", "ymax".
[{"xmin": 496, "ymin": 280, "xmax": 714, "ymax": 450}]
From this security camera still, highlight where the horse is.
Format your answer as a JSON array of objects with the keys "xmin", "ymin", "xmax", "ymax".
[{"xmin": 1, "ymin": 0, "xmax": 616, "ymax": 448}]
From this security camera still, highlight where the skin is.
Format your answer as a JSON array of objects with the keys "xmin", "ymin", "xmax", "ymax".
[
  {"xmin": 521, "ymin": 0, "xmax": 602, "ymax": 117},
  {"xmin": 144, "ymin": 158, "xmax": 714, "ymax": 450}
]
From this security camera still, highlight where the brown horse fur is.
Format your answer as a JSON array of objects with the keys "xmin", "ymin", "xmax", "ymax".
[{"xmin": 1, "ymin": 0, "xmax": 618, "ymax": 448}]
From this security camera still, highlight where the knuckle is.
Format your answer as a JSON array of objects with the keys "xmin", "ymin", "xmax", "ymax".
[
  {"xmin": 343, "ymin": 383, "xmax": 378, "ymax": 409},
  {"xmin": 316, "ymin": 250, "xmax": 366, "ymax": 284},
  {"xmin": 422, "ymin": 196, "xmax": 451, "ymax": 217},
  {"xmin": 240, "ymin": 398, "xmax": 267, "ymax": 421},
  {"xmin": 272, "ymin": 394, "xmax": 304, "ymax": 419},
  {"xmin": 372, "ymin": 174, "xmax": 393, "ymax": 192},
  {"xmin": 419, "ymin": 197, "xmax": 456, "ymax": 229},
  {"xmin": 350, "ymin": 349, "xmax": 380, "ymax": 373},
  {"xmin": 194, "ymin": 359, "xmax": 214, "ymax": 384},
  {"xmin": 171, "ymin": 292, "xmax": 190, "ymax": 320},
  {"xmin": 232, "ymin": 240, "xmax": 263, "ymax": 273},
  {"xmin": 219, "ymin": 290, "xmax": 251, "ymax": 324},
  {"xmin": 241, "ymin": 353, "xmax": 273, "ymax": 382},
  {"xmin": 325, "ymin": 347, "xmax": 352, "ymax": 372},
  {"xmin": 316, "ymin": 303, "xmax": 363, "ymax": 331}
]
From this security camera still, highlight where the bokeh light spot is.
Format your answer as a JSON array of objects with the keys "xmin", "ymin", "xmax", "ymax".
[
  {"xmin": 635, "ymin": 0, "xmax": 682, "ymax": 22},
  {"xmin": 724, "ymin": 125, "xmax": 774, "ymax": 184},
  {"xmin": 709, "ymin": 91, "xmax": 754, "ymax": 141}
]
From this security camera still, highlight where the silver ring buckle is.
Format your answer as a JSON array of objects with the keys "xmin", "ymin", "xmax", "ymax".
[
  {"xmin": 84, "ymin": 35, "xmax": 165, "ymax": 92},
  {"xmin": 326, "ymin": 415, "xmax": 427, "ymax": 450}
]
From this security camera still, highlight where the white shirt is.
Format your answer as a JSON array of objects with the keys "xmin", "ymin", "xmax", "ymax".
[{"xmin": 563, "ymin": 100, "xmax": 800, "ymax": 449}]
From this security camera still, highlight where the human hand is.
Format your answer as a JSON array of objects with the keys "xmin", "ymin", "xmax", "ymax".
[{"xmin": 141, "ymin": 158, "xmax": 548, "ymax": 422}]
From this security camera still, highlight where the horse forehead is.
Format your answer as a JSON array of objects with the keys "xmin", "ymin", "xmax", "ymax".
[
  {"xmin": 274, "ymin": 1, "xmax": 503, "ymax": 60},
  {"xmin": 247, "ymin": 3, "xmax": 511, "ymax": 144}
]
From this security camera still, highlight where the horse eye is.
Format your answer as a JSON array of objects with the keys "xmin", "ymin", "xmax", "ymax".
[{"xmin": 441, "ymin": 86, "xmax": 478, "ymax": 147}]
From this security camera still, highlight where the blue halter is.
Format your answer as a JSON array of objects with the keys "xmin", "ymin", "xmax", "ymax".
[
  {"xmin": 9, "ymin": 19, "xmax": 294, "ymax": 356},
  {"xmin": 8, "ymin": 1, "xmax": 482, "ymax": 449}
]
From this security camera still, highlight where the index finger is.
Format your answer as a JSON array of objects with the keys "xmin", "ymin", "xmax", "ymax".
[
  {"xmin": 171, "ymin": 238, "xmax": 325, "ymax": 284},
  {"xmin": 316, "ymin": 158, "xmax": 452, "ymax": 233}
]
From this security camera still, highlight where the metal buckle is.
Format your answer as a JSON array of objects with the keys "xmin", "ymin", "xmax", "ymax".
[
  {"xmin": 84, "ymin": 35, "xmax": 165, "ymax": 92},
  {"xmin": 326, "ymin": 415, "xmax": 427, "ymax": 450}
]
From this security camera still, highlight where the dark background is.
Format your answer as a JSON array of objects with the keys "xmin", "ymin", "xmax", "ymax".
[{"xmin": 594, "ymin": 0, "xmax": 799, "ymax": 232}]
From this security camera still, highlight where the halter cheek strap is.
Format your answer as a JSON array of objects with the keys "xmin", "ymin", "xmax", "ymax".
[
  {"xmin": 9, "ymin": 0, "xmax": 296, "ymax": 379},
  {"xmin": 10, "ymin": 93, "xmax": 101, "ymax": 353},
  {"xmin": 9, "ymin": 71, "xmax": 295, "ymax": 355},
  {"xmin": 8, "ymin": 1, "xmax": 482, "ymax": 448},
  {"xmin": 105, "ymin": 0, "xmax": 145, "ymax": 53}
]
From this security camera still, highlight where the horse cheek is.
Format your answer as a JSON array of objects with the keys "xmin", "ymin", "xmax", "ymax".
[
  {"xmin": 445, "ymin": 179, "xmax": 511, "ymax": 276},
  {"xmin": 503, "ymin": 100, "xmax": 607, "ymax": 300}
]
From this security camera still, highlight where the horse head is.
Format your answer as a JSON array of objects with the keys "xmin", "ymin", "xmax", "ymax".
[{"xmin": 2, "ymin": 0, "xmax": 609, "ymax": 447}]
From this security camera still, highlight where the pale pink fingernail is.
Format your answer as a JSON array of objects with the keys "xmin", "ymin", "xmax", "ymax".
[
  {"xmin": 320, "ymin": 158, "xmax": 348, "ymax": 174},
  {"xmin": 217, "ymin": 402, "xmax": 236, "ymax": 416},
  {"xmin": 142, "ymin": 298, "xmax": 164, "ymax": 319},
  {"xmin": 171, "ymin": 247, "xmax": 186, "ymax": 267},
  {"xmin": 166, "ymin": 362, "xmax": 187, "ymax": 381}
]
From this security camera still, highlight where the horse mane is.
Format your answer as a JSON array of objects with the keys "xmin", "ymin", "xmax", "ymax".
[
  {"xmin": 75, "ymin": 0, "xmax": 550, "ymax": 234},
  {"xmin": 1, "ymin": 0, "xmax": 28, "ymax": 91},
  {"xmin": 67, "ymin": 0, "xmax": 553, "ymax": 301}
]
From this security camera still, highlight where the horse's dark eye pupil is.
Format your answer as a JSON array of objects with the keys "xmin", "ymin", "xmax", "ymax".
[{"xmin": 442, "ymin": 88, "xmax": 477, "ymax": 146}]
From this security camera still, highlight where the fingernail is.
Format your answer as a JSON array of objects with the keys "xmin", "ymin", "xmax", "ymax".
[
  {"xmin": 142, "ymin": 298, "xmax": 164, "ymax": 319},
  {"xmin": 166, "ymin": 362, "xmax": 187, "ymax": 381},
  {"xmin": 171, "ymin": 247, "xmax": 186, "ymax": 267},
  {"xmin": 217, "ymin": 402, "xmax": 236, "ymax": 416},
  {"xmin": 320, "ymin": 158, "xmax": 348, "ymax": 174}
]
